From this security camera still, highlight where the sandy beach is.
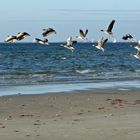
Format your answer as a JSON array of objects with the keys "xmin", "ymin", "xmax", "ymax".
[{"xmin": 0, "ymin": 89, "xmax": 140, "ymax": 140}]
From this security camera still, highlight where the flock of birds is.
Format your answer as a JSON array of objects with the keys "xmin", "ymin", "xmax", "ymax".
[{"xmin": 4, "ymin": 20, "xmax": 140, "ymax": 60}]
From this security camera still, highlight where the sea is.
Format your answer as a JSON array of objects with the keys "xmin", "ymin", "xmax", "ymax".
[{"xmin": 0, "ymin": 42, "xmax": 140, "ymax": 95}]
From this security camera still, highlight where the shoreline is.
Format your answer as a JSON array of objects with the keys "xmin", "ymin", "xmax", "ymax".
[
  {"xmin": 0, "ymin": 89, "xmax": 140, "ymax": 140},
  {"xmin": 0, "ymin": 80, "xmax": 140, "ymax": 96}
]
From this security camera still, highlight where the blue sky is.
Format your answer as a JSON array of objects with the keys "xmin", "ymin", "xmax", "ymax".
[{"xmin": 0, "ymin": 0, "xmax": 140, "ymax": 42}]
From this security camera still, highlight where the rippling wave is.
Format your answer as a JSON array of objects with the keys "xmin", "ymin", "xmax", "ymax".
[{"xmin": 0, "ymin": 42, "xmax": 140, "ymax": 86}]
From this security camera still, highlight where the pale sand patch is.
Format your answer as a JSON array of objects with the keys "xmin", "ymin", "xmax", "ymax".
[{"xmin": 0, "ymin": 89, "xmax": 140, "ymax": 140}]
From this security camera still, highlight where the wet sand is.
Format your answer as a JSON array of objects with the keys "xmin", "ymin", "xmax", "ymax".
[{"xmin": 0, "ymin": 89, "xmax": 140, "ymax": 140}]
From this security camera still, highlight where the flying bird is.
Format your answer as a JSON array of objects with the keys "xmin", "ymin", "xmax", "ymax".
[
  {"xmin": 122, "ymin": 34, "xmax": 136, "ymax": 41},
  {"xmin": 42, "ymin": 28, "xmax": 56, "ymax": 37},
  {"xmin": 101, "ymin": 20, "xmax": 115, "ymax": 36},
  {"xmin": 76, "ymin": 29, "xmax": 88, "ymax": 40},
  {"xmin": 61, "ymin": 37, "xmax": 77, "ymax": 52},
  {"xmin": 5, "ymin": 35, "xmax": 17, "ymax": 43},
  {"xmin": 16, "ymin": 32, "xmax": 30, "ymax": 41},
  {"xmin": 94, "ymin": 37, "xmax": 108, "ymax": 52},
  {"xmin": 130, "ymin": 41, "xmax": 140, "ymax": 59},
  {"xmin": 34, "ymin": 38, "xmax": 49, "ymax": 45},
  {"xmin": 133, "ymin": 50, "xmax": 140, "ymax": 60},
  {"xmin": 133, "ymin": 41, "xmax": 140, "ymax": 51}
]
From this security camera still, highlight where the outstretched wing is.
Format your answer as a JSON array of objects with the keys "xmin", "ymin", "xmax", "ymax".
[
  {"xmin": 79, "ymin": 29, "xmax": 85, "ymax": 38},
  {"xmin": 42, "ymin": 28, "xmax": 56, "ymax": 36},
  {"xmin": 107, "ymin": 20, "xmax": 115, "ymax": 32},
  {"xmin": 72, "ymin": 40, "xmax": 77, "ymax": 44},
  {"xmin": 85, "ymin": 29, "xmax": 88, "ymax": 36},
  {"xmin": 35, "ymin": 38, "xmax": 42, "ymax": 42},
  {"xmin": 102, "ymin": 38, "xmax": 108, "ymax": 47},
  {"xmin": 122, "ymin": 34, "xmax": 133, "ymax": 40}
]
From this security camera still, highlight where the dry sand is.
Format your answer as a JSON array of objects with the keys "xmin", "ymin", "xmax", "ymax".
[{"xmin": 0, "ymin": 89, "xmax": 140, "ymax": 140}]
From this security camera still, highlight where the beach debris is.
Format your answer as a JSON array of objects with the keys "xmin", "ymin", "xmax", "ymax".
[
  {"xmin": 5, "ymin": 115, "xmax": 12, "ymax": 120},
  {"xmin": 77, "ymin": 112, "xmax": 84, "ymax": 115},
  {"xmin": 35, "ymin": 120, "xmax": 40, "ymax": 122},
  {"xmin": 26, "ymin": 134, "xmax": 31, "ymax": 137},
  {"xmin": 0, "ymin": 123, "xmax": 5, "ymax": 128},
  {"xmin": 14, "ymin": 130, "xmax": 20, "ymax": 132},
  {"xmin": 107, "ymin": 98, "xmax": 140, "ymax": 106},
  {"xmin": 73, "ymin": 119, "xmax": 81, "ymax": 122},
  {"xmin": 33, "ymin": 123, "xmax": 40, "ymax": 126},
  {"xmin": 19, "ymin": 114, "xmax": 34, "ymax": 117},
  {"xmin": 110, "ymin": 99, "xmax": 128, "ymax": 106},
  {"xmin": 98, "ymin": 107, "xmax": 105, "ymax": 110},
  {"xmin": 106, "ymin": 98, "xmax": 112, "ymax": 101},
  {"xmin": 109, "ymin": 114, "xmax": 114, "ymax": 117},
  {"xmin": 87, "ymin": 110, "xmax": 92, "ymax": 112},
  {"xmin": 0, "ymin": 126, "xmax": 6, "ymax": 128},
  {"xmin": 55, "ymin": 113, "xmax": 61, "ymax": 117},
  {"xmin": 133, "ymin": 100, "xmax": 140, "ymax": 105},
  {"xmin": 53, "ymin": 119, "xmax": 57, "ymax": 121}
]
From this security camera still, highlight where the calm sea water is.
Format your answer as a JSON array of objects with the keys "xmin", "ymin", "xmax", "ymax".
[{"xmin": 0, "ymin": 42, "xmax": 140, "ymax": 86}]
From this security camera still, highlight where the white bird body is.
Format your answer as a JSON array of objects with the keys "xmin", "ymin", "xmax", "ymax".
[
  {"xmin": 134, "ymin": 46, "xmax": 140, "ymax": 51},
  {"xmin": 61, "ymin": 36, "xmax": 77, "ymax": 52},
  {"xmin": 94, "ymin": 37, "xmax": 108, "ymax": 52},
  {"xmin": 133, "ymin": 50, "xmax": 140, "ymax": 60},
  {"xmin": 95, "ymin": 45, "xmax": 105, "ymax": 52},
  {"xmin": 134, "ymin": 54, "xmax": 140, "ymax": 59},
  {"xmin": 122, "ymin": 34, "xmax": 137, "ymax": 42},
  {"xmin": 5, "ymin": 35, "xmax": 17, "ymax": 43},
  {"xmin": 77, "ymin": 29, "xmax": 88, "ymax": 40},
  {"xmin": 16, "ymin": 32, "xmax": 30, "ymax": 41},
  {"xmin": 67, "ymin": 37, "xmax": 73, "ymax": 46},
  {"xmin": 42, "ymin": 28, "xmax": 56, "ymax": 37},
  {"xmin": 34, "ymin": 38, "xmax": 49, "ymax": 45},
  {"xmin": 133, "ymin": 41, "xmax": 140, "ymax": 51},
  {"xmin": 63, "ymin": 45, "xmax": 75, "ymax": 52},
  {"xmin": 101, "ymin": 20, "xmax": 115, "ymax": 36}
]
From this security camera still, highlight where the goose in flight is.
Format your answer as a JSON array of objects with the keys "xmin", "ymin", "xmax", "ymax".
[
  {"xmin": 122, "ymin": 34, "xmax": 136, "ymax": 41},
  {"xmin": 5, "ymin": 35, "xmax": 17, "ymax": 43},
  {"xmin": 16, "ymin": 32, "xmax": 30, "ymax": 41},
  {"xmin": 133, "ymin": 50, "xmax": 140, "ymax": 60},
  {"xmin": 34, "ymin": 38, "xmax": 49, "ymax": 45},
  {"xmin": 42, "ymin": 28, "xmax": 56, "ymax": 37},
  {"xmin": 101, "ymin": 20, "xmax": 115, "ymax": 36},
  {"xmin": 130, "ymin": 41, "xmax": 140, "ymax": 59},
  {"xmin": 94, "ymin": 37, "xmax": 108, "ymax": 52},
  {"xmin": 76, "ymin": 29, "xmax": 88, "ymax": 40},
  {"xmin": 133, "ymin": 41, "xmax": 140, "ymax": 51},
  {"xmin": 61, "ymin": 37, "xmax": 77, "ymax": 52}
]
